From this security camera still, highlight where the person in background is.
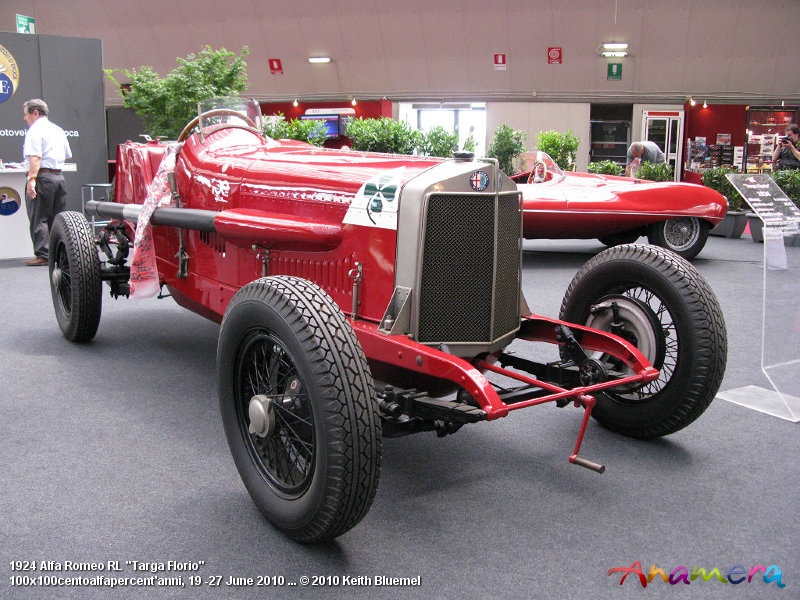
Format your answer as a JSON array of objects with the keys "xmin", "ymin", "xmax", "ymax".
[
  {"xmin": 772, "ymin": 124, "xmax": 800, "ymax": 170},
  {"xmin": 22, "ymin": 98, "xmax": 72, "ymax": 266},
  {"xmin": 625, "ymin": 141, "xmax": 666, "ymax": 177}
]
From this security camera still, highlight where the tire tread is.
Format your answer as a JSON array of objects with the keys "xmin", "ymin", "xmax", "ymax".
[
  {"xmin": 220, "ymin": 276, "xmax": 381, "ymax": 542},
  {"xmin": 49, "ymin": 211, "xmax": 102, "ymax": 343}
]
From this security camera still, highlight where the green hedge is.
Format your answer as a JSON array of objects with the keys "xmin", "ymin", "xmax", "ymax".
[
  {"xmin": 588, "ymin": 160, "xmax": 623, "ymax": 176},
  {"xmin": 702, "ymin": 167, "xmax": 800, "ymax": 211},
  {"xmin": 635, "ymin": 161, "xmax": 674, "ymax": 182},
  {"xmin": 771, "ymin": 169, "xmax": 800, "ymax": 208},
  {"xmin": 701, "ymin": 166, "xmax": 742, "ymax": 210}
]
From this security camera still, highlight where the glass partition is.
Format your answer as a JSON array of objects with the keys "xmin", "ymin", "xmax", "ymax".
[{"xmin": 722, "ymin": 174, "xmax": 800, "ymax": 422}]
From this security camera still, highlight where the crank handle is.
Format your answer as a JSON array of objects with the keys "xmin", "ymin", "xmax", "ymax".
[{"xmin": 570, "ymin": 454, "xmax": 606, "ymax": 474}]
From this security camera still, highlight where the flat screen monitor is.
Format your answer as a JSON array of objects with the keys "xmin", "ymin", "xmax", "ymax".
[{"xmin": 300, "ymin": 114, "xmax": 340, "ymax": 139}]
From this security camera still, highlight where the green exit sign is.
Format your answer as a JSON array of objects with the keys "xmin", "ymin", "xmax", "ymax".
[
  {"xmin": 16, "ymin": 14, "xmax": 36, "ymax": 34},
  {"xmin": 607, "ymin": 63, "xmax": 623, "ymax": 80}
]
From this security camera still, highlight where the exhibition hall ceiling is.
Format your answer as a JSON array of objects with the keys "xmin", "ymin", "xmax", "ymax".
[{"xmin": 4, "ymin": 0, "xmax": 798, "ymax": 105}]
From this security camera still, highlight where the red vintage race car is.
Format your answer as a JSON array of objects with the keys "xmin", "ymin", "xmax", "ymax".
[
  {"xmin": 47, "ymin": 100, "xmax": 727, "ymax": 542},
  {"xmin": 511, "ymin": 152, "xmax": 727, "ymax": 259}
]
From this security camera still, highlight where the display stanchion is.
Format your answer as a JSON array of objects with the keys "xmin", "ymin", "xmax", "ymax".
[{"xmin": 718, "ymin": 174, "xmax": 800, "ymax": 422}]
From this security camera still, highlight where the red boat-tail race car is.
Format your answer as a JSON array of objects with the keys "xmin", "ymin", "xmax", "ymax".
[
  {"xmin": 512, "ymin": 151, "xmax": 727, "ymax": 259},
  {"xmin": 47, "ymin": 100, "xmax": 727, "ymax": 542}
]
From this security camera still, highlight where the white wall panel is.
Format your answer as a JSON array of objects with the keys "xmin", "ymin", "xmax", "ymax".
[{"xmin": 4, "ymin": 0, "xmax": 796, "ymax": 107}]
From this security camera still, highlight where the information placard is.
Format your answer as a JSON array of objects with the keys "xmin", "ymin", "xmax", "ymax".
[{"xmin": 726, "ymin": 173, "xmax": 800, "ymax": 235}]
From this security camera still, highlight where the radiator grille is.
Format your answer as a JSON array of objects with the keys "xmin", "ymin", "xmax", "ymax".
[
  {"xmin": 494, "ymin": 193, "xmax": 524, "ymax": 336},
  {"xmin": 417, "ymin": 192, "xmax": 521, "ymax": 344}
]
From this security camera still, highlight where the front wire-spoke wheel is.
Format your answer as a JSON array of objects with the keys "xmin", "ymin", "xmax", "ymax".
[
  {"xmin": 218, "ymin": 276, "xmax": 381, "ymax": 542},
  {"xmin": 560, "ymin": 244, "xmax": 727, "ymax": 439},
  {"xmin": 238, "ymin": 330, "xmax": 315, "ymax": 497}
]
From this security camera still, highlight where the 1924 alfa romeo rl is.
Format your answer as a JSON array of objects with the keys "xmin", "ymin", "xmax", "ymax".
[{"xmin": 47, "ymin": 100, "xmax": 727, "ymax": 542}]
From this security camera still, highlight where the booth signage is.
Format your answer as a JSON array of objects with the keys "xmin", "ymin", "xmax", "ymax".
[{"xmin": 0, "ymin": 31, "xmax": 107, "ymax": 227}]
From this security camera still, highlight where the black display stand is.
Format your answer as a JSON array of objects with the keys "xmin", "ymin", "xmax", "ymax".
[{"xmin": 0, "ymin": 32, "xmax": 107, "ymax": 214}]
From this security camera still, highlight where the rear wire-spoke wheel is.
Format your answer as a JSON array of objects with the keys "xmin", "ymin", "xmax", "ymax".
[
  {"xmin": 218, "ymin": 276, "xmax": 381, "ymax": 542},
  {"xmin": 560, "ymin": 244, "xmax": 727, "ymax": 439},
  {"xmin": 49, "ymin": 211, "xmax": 102, "ymax": 342},
  {"xmin": 647, "ymin": 217, "xmax": 709, "ymax": 259}
]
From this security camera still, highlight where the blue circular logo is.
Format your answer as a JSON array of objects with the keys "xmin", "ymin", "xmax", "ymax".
[
  {"xmin": 0, "ymin": 74, "xmax": 13, "ymax": 104},
  {"xmin": 470, "ymin": 171, "xmax": 490, "ymax": 191},
  {"xmin": 0, "ymin": 44, "xmax": 20, "ymax": 105},
  {"xmin": 0, "ymin": 187, "xmax": 21, "ymax": 216}
]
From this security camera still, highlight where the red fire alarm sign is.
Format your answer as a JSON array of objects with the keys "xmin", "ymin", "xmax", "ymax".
[
  {"xmin": 547, "ymin": 47, "xmax": 562, "ymax": 64},
  {"xmin": 494, "ymin": 53, "xmax": 507, "ymax": 71},
  {"xmin": 269, "ymin": 58, "xmax": 283, "ymax": 75}
]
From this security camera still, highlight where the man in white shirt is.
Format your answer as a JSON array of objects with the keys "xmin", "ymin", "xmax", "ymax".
[{"xmin": 22, "ymin": 98, "xmax": 72, "ymax": 266}]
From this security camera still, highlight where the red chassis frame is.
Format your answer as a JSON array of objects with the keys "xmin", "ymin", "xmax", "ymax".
[{"xmin": 352, "ymin": 314, "xmax": 659, "ymax": 473}]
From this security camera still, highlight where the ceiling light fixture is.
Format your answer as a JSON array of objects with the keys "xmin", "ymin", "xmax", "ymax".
[
  {"xmin": 351, "ymin": 97, "xmax": 357, "ymax": 106},
  {"xmin": 308, "ymin": 56, "xmax": 331, "ymax": 64},
  {"xmin": 292, "ymin": 98, "xmax": 299, "ymax": 107},
  {"xmin": 688, "ymin": 96, "xmax": 696, "ymax": 106},
  {"xmin": 703, "ymin": 100, "xmax": 708, "ymax": 109},
  {"xmin": 598, "ymin": 42, "xmax": 628, "ymax": 58}
]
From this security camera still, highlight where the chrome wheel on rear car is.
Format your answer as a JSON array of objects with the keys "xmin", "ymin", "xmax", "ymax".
[{"xmin": 647, "ymin": 217, "xmax": 709, "ymax": 259}]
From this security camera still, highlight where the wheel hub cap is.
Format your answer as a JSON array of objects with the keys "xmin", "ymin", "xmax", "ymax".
[
  {"xmin": 248, "ymin": 394, "xmax": 275, "ymax": 438},
  {"xmin": 51, "ymin": 266, "xmax": 62, "ymax": 289}
]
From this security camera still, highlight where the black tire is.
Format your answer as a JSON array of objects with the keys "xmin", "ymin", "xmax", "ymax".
[
  {"xmin": 559, "ymin": 244, "xmax": 727, "ymax": 439},
  {"xmin": 647, "ymin": 217, "xmax": 709, "ymax": 259},
  {"xmin": 218, "ymin": 276, "xmax": 381, "ymax": 542},
  {"xmin": 49, "ymin": 211, "xmax": 102, "ymax": 343},
  {"xmin": 598, "ymin": 230, "xmax": 641, "ymax": 247}
]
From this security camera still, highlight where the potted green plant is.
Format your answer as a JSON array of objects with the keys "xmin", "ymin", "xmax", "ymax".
[
  {"xmin": 262, "ymin": 113, "xmax": 327, "ymax": 146},
  {"xmin": 535, "ymin": 130, "xmax": 579, "ymax": 171},
  {"xmin": 461, "ymin": 132, "xmax": 477, "ymax": 153},
  {"xmin": 701, "ymin": 166, "xmax": 748, "ymax": 238},
  {"xmin": 419, "ymin": 125, "xmax": 459, "ymax": 157},
  {"xmin": 344, "ymin": 117, "xmax": 422, "ymax": 154},
  {"xmin": 106, "ymin": 46, "xmax": 249, "ymax": 140},
  {"xmin": 771, "ymin": 168, "xmax": 800, "ymax": 208},
  {"xmin": 487, "ymin": 124, "xmax": 527, "ymax": 174}
]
